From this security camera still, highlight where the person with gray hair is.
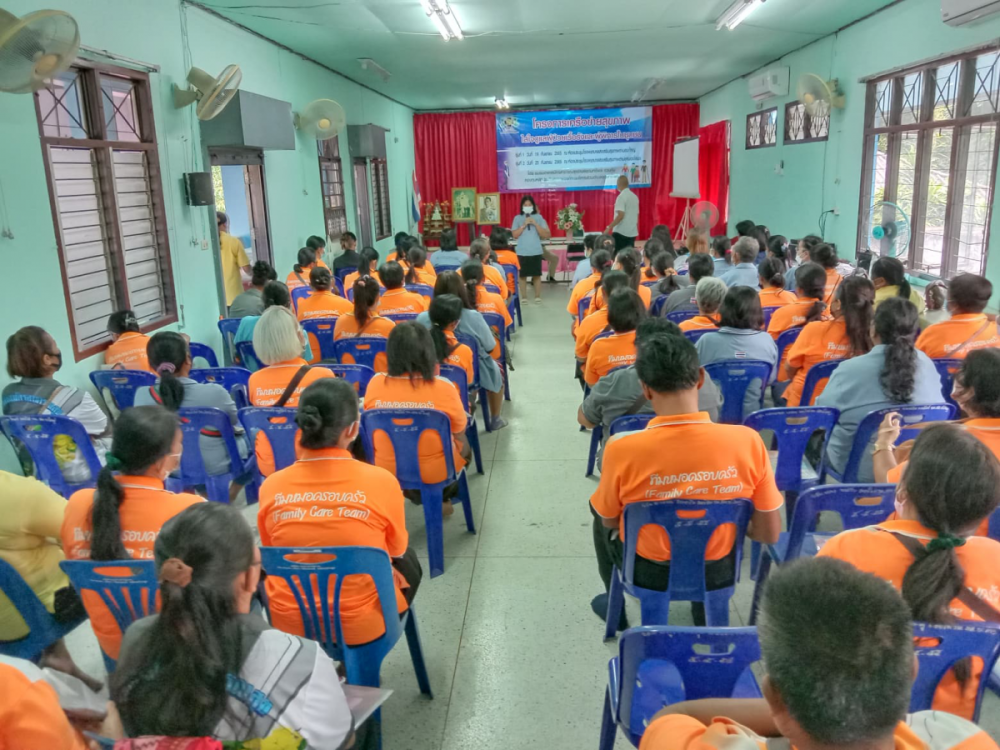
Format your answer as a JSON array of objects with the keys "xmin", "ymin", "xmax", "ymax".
[
  {"xmin": 719, "ymin": 236, "xmax": 761, "ymax": 290},
  {"xmin": 430, "ymin": 227, "xmax": 469, "ymax": 269},
  {"xmin": 680, "ymin": 277, "xmax": 727, "ymax": 332},
  {"xmin": 252, "ymin": 305, "xmax": 309, "ymax": 366}
]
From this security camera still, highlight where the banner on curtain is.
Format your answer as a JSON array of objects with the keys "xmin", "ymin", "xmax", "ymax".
[{"xmin": 496, "ymin": 107, "xmax": 653, "ymax": 193}]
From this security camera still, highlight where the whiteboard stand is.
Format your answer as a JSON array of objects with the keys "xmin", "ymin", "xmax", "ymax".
[{"xmin": 676, "ymin": 198, "xmax": 694, "ymax": 241}]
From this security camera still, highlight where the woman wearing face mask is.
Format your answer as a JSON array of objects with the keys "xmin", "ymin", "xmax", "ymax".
[
  {"xmin": 511, "ymin": 195, "xmax": 556, "ymax": 303},
  {"xmin": 3, "ymin": 326, "xmax": 112, "ymax": 482},
  {"xmin": 60, "ymin": 405, "xmax": 202, "ymax": 661}
]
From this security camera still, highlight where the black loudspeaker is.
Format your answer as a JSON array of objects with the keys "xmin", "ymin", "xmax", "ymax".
[{"xmin": 184, "ymin": 172, "xmax": 215, "ymax": 206}]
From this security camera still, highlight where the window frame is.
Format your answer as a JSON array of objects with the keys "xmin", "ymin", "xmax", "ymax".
[
  {"xmin": 784, "ymin": 100, "xmax": 830, "ymax": 144},
  {"xmin": 370, "ymin": 157, "xmax": 392, "ymax": 241},
  {"xmin": 317, "ymin": 137, "xmax": 348, "ymax": 242},
  {"xmin": 33, "ymin": 58, "xmax": 176, "ymax": 361},
  {"xmin": 857, "ymin": 44, "xmax": 1000, "ymax": 278},
  {"xmin": 746, "ymin": 107, "xmax": 778, "ymax": 150}
]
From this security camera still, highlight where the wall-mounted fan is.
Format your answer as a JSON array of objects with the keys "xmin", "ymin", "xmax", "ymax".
[
  {"xmin": 295, "ymin": 98, "xmax": 346, "ymax": 140},
  {"xmin": 173, "ymin": 65, "xmax": 241, "ymax": 121},
  {"xmin": 0, "ymin": 7, "xmax": 80, "ymax": 93},
  {"xmin": 867, "ymin": 201, "xmax": 911, "ymax": 262},
  {"xmin": 796, "ymin": 73, "xmax": 845, "ymax": 118},
  {"xmin": 691, "ymin": 200, "xmax": 720, "ymax": 233}
]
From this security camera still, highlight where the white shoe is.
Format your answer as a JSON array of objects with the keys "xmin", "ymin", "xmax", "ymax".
[{"xmin": 534, "ymin": 297, "xmax": 543, "ymax": 304}]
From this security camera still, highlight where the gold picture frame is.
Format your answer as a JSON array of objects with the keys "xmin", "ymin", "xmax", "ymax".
[
  {"xmin": 476, "ymin": 192, "xmax": 501, "ymax": 225},
  {"xmin": 451, "ymin": 187, "xmax": 477, "ymax": 223}
]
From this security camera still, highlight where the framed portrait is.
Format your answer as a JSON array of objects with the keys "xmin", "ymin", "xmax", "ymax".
[
  {"xmin": 476, "ymin": 192, "xmax": 501, "ymax": 225},
  {"xmin": 451, "ymin": 187, "xmax": 477, "ymax": 223}
]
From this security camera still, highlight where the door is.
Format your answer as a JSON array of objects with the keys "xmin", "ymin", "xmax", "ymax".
[
  {"xmin": 245, "ymin": 164, "xmax": 271, "ymax": 265},
  {"xmin": 352, "ymin": 158, "xmax": 373, "ymax": 248}
]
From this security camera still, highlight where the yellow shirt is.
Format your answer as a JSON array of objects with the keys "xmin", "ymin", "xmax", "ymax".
[
  {"xmin": 220, "ymin": 231, "xmax": 250, "ymax": 306},
  {"xmin": 0, "ymin": 472, "xmax": 71, "ymax": 640},
  {"xmin": 875, "ymin": 284, "xmax": 926, "ymax": 315}
]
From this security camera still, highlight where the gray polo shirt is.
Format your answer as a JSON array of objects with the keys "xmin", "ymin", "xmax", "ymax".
[
  {"xmin": 696, "ymin": 328, "xmax": 778, "ymax": 421},
  {"xmin": 660, "ymin": 286, "xmax": 699, "ymax": 315},
  {"xmin": 430, "ymin": 249, "xmax": 470, "ymax": 268},
  {"xmin": 228, "ymin": 287, "xmax": 264, "ymax": 319},
  {"xmin": 719, "ymin": 263, "xmax": 761, "ymax": 290}
]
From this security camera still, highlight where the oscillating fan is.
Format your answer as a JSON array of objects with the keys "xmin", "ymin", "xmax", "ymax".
[
  {"xmin": 173, "ymin": 65, "xmax": 242, "ymax": 121},
  {"xmin": 294, "ymin": 98, "xmax": 346, "ymax": 140},
  {"xmin": 867, "ymin": 201, "xmax": 911, "ymax": 261},
  {"xmin": 691, "ymin": 200, "xmax": 720, "ymax": 233},
  {"xmin": 0, "ymin": 7, "xmax": 80, "ymax": 94},
  {"xmin": 796, "ymin": 73, "xmax": 845, "ymax": 118}
]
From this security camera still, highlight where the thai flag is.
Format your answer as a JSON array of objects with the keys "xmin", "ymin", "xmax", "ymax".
[{"xmin": 411, "ymin": 171, "xmax": 421, "ymax": 226}]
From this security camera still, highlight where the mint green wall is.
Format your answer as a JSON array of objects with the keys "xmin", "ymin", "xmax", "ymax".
[
  {"xmin": 0, "ymin": 0, "xmax": 414, "ymax": 468},
  {"xmin": 700, "ymin": 0, "xmax": 1000, "ymax": 297}
]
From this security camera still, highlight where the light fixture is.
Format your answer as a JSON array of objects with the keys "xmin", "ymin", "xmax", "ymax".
[
  {"xmin": 419, "ymin": 0, "xmax": 464, "ymax": 41},
  {"xmin": 358, "ymin": 58, "xmax": 392, "ymax": 83},
  {"xmin": 495, "ymin": 96, "xmax": 509, "ymax": 109},
  {"xmin": 716, "ymin": 0, "xmax": 763, "ymax": 30}
]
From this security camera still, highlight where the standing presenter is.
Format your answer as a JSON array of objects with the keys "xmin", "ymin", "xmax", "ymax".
[
  {"xmin": 511, "ymin": 195, "xmax": 557, "ymax": 303},
  {"xmin": 605, "ymin": 176, "xmax": 639, "ymax": 252}
]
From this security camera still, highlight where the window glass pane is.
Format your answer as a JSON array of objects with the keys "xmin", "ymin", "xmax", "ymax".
[
  {"xmin": 900, "ymin": 72, "xmax": 923, "ymax": 125},
  {"xmin": 955, "ymin": 123, "xmax": 995, "ymax": 275},
  {"xmin": 862, "ymin": 135, "xmax": 889, "ymax": 249},
  {"xmin": 113, "ymin": 150, "xmax": 165, "ymax": 322},
  {"xmin": 934, "ymin": 62, "xmax": 960, "ymax": 121},
  {"xmin": 916, "ymin": 127, "xmax": 954, "ymax": 276},
  {"xmin": 764, "ymin": 110, "xmax": 777, "ymax": 145},
  {"xmin": 896, "ymin": 132, "xmax": 919, "ymax": 227},
  {"xmin": 786, "ymin": 103, "xmax": 805, "ymax": 142},
  {"xmin": 970, "ymin": 51, "xmax": 1000, "ymax": 117},
  {"xmin": 101, "ymin": 75, "xmax": 141, "ymax": 142},
  {"xmin": 746, "ymin": 113, "xmax": 761, "ymax": 147},
  {"xmin": 37, "ymin": 71, "xmax": 89, "ymax": 139},
  {"xmin": 874, "ymin": 80, "xmax": 892, "ymax": 128}
]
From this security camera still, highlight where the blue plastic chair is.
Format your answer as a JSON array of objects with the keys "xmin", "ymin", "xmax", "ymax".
[
  {"xmin": 0, "ymin": 415, "xmax": 103, "ymax": 499},
  {"xmin": 259, "ymin": 546, "xmax": 432, "ymax": 702},
  {"xmin": 649, "ymin": 295, "xmax": 668, "ymax": 317},
  {"xmin": 684, "ymin": 329, "xmax": 713, "ymax": 344},
  {"xmin": 578, "ymin": 294, "xmax": 594, "ymax": 323},
  {"xmin": 798, "ymin": 359, "xmax": 843, "ymax": 406},
  {"xmin": 175, "ymin": 407, "xmax": 256, "ymax": 503},
  {"xmin": 824, "ymin": 404, "xmax": 956, "ymax": 483},
  {"xmin": 703, "ymin": 360, "xmax": 773, "ymax": 425},
  {"xmin": 481, "ymin": 311, "xmax": 511, "ymax": 402},
  {"xmin": 238, "ymin": 407, "xmax": 299, "ymax": 482},
  {"xmin": 291, "ymin": 286, "xmax": 311, "ymax": 313},
  {"xmin": 346, "ymin": 285, "xmax": 387, "ymax": 302},
  {"xmin": 604, "ymin": 499, "xmax": 754, "ymax": 639},
  {"xmin": 89, "ymin": 369, "xmax": 156, "ymax": 413},
  {"xmin": 666, "ymin": 310, "xmax": 698, "ymax": 325},
  {"xmin": 600, "ymin": 626, "xmax": 761, "ymax": 750},
  {"xmin": 933, "ymin": 358, "xmax": 963, "ymax": 407},
  {"xmin": 439, "ymin": 363, "xmax": 484, "ymax": 475},
  {"xmin": 188, "ymin": 342, "xmax": 219, "ymax": 368},
  {"xmin": 586, "ymin": 414, "xmax": 654, "ymax": 477},
  {"xmin": 484, "ymin": 282, "xmax": 502, "ymax": 295},
  {"xmin": 360, "ymin": 409, "xmax": 476, "ymax": 578},
  {"xmin": 404, "ymin": 283, "xmax": 434, "ymax": 298},
  {"xmin": 189, "ymin": 367, "xmax": 251, "ymax": 410},
  {"xmin": 748, "ymin": 483, "xmax": 897, "ymax": 625},
  {"xmin": 761, "ymin": 306, "xmax": 780, "ymax": 328},
  {"xmin": 454, "ymin": 332, "xmax": 491, "ymax": 432},
  {"xmin": 0, "ymin": 558, "xmax": 86, "ymax": 661},
  {"xmin": 501, "ymin": 264, "xmax": 522, "ymax": 327},
  {"xmin": 383, "ymin": 313, "xmax": 418, "ymax": 324},
  {"xmin": 59, "ymin": 559, "xmax": 158, "ymax": 673},
  {"xmin": 235, "ymin": 340, "xmax": 260, "ymax": 372},
  {"xmin": 218, "ymin": 318, "xmax": 243, "ymax": 363},
  {"xmin": 334, "ymin": 336, "xmax": 388, "ymax": 372},
  {"xmin": 300, "ymin": 318, "xmax": 338, "ymax": 361},
  {"xmin": 910, "ymin": 621, "xmax": 1000, "ymax": 723},
  {"xmin": 315, "ymin": 363, "xmax": 376, "ymax": 397},
  {"xmin": 775, "ymin": 326, "xmax": 803, "ymax": 367}
]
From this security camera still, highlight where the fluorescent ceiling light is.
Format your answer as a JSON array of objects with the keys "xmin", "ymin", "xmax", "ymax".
[
  {"xmin": 716, "ymin": 0, "xmax": 763, "ymax": 30},
  {"xmin": 427, "ymin": 9, "xmax": 450, "ymax": 40},
  {"xmin": 495, "ymin": 96, "xmax": 509, "ymax": 109},
  {"xmin": 440, "ymin": 6, "xmax": 464, "ymax": 40},
  {"xmin": 420, "ymin": 0, "xmax": 463, "ymax": 41}
]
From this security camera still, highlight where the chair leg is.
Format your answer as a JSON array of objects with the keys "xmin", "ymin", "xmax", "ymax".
[
  {"xmin": 207, "ymin": 475, "xmax": 229, "ymax": 504},
  {"xmin": 604, "ymin": 566, "xmax": 624, "ymax": 641},
  {"xmin": 458, "ymin": 471, "xmax": 476, "ymax": 534},
  {"xmin": 748, "ymin": 552, "xmax": 772, "ymax": 626},
  {"xmin": 586, "ymin": 426, "xmax": 603, "ymax": 477},
  {"xmin": 503, "ymin": 362, "xmax": 511, "ymax": 402},
  {"xmin": 749, "ymin": 540, "xmax": 761, "ymax": 580},
  {"xmin": 421, "ymin": 487, "xmax": 446, "ymax": 578},
  {"xmin": 467, "ymin": 422, "xmax": 484, "ymax": 474},
  {"xmin": 480, "ymin": 388, "xmax": 492, "ymax": 432},
  {"xmin": 403, "ymin": 610, "xmax": 434, "ymax": 698},
  {"xmin": 599, "ymin": 688, "xmax": 617, "ymax": 750},
  {"xmin": 515, "ymin": 294, "xmax": 523, "ymax": 326},
  {"xmin": 704, "ymin": 590, "xmax": 731, "ymax": 627}
]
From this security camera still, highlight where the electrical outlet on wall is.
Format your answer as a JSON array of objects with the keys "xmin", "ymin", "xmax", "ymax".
[
  {"xmin": 201, "ymin": 239, "xmax": 209, "ymax": 250},
  {"xmin": 774, "ymin": 160, "xmax": 784, "ymax": 176}
]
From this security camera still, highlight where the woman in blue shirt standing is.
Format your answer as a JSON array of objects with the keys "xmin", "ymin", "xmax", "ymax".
[{"xmin": 511, "ymin": 195, "xmax": 555, "ymax": 303}]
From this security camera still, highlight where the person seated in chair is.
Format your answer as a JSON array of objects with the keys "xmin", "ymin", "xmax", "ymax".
[
  {"xmin": 332, "ymin": 230, "xmax": 359, "ymax": 273},
  {"xmin": 718, "ymin": 237, "xmax": 761, "ymax": 290},
  {"xmin": 916, "ymin": 273, "xmax": 998, "ymax": 360},
  {"xmin": 234, "ymin": 281, "xmax": 314, "ymax": 371},
  {"xmin": 228, "ymin": 261, "xmax": 276, "ymax": 319},
  {"xmin": 296, "ymin": 266, "xmax": 351, "ymax": 322},
  {"xmin": 584, "ymin": 288, "xmax": 645, "ymax": 387},
  {"xmin": 678, "ymin": 277, "xmax": 727, "ymax": 333},
  {"xmin": 430, "ymin": 228, "xmax": 469, "ymax": 269},
  {"xmin": 104, "ymin": 310, "xmax": 151, "ymax": 372},
  {"xmin": 377, "ymin": 261, "xmax": 429, "ymax": 316},
  {"xmin": 659, "ymin": 253, "xmax": 714, "ymax": 316},
  {"xmin": 590, "ymin": 331, "xmax": 781, "ymax": 630}
]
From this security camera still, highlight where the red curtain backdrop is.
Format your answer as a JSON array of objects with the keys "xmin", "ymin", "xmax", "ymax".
[
  {"xmin": 413, "ymin": 104, "xmax": 700, "ymax": 244},
  {"xmin": 698, "ymin": 120, "xmax": 731, "ymax": 231}
]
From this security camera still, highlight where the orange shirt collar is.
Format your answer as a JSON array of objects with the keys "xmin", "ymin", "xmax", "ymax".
[
  {"xmin": 876, "ymin": 518, "xmax": 936, "ymax": 538},
  {"xmin": 949, "ymin": 313, "xmax": 987, "ymax": 323},
  {"xmin": 647, "ymin": 412, "xmax": 712, "ymax": 428},
  {"xmin": 967, "ymin": 417, "xmax": 1000, "ymax": 430},
  {"xmin": 299, "ymin": 447, "xmax": 353, "ymax": 461},
  {"xmin": 117, "ymin": 331, "xmax": 145, "ymax": 342},
  {"xmin": 116, "ymin": 474, "xmax": 167, "ymax": 491},
  {"xmin": 272, "ymin": 357, "xmax": 308, "ymax": 367}
]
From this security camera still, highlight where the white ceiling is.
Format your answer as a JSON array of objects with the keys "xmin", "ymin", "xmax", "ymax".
[{"xmin": 193, "ymin": 0, "xmax": 899, "ymax": 110}]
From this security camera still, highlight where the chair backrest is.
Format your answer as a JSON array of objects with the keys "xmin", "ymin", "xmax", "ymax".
[
  {"xmin": 404, "ymin": 283, "xmax": 433, "ymax": 298},
  {"xmin": 260, "ymin": 546, "xmax": 403, "ymax": 656},
  {"xmin": 500, "ymin": 264, "xmax": 520, "ymax": 295},
  {"xmin": 621, "ymin": 499, "xmax": 754, "ymax": 599},
  {"xmin": 89, "ymin": 370, "xmax": 157, "ymax": 412},
  {"xmin": 480, "ymin": 312, "xmax": 507, "ymax": 356},
  {"xmin": 743, "ymin": 407, "xmax": 840, "ymax": 492},
  {"xmin": 0, "ymin": 558, "xmax": 65, "ymax": 659},
  {"xmin": 840, "ymin": 404, "xmax": 957, "ymax": 483},
  {"xmin": 347, "ymin": 285, "xmax": 387, "ymax": 302},
  {"xmin": 360, "ymin": 409, "xmax": 457, "ymax": 490},
  {"xmin": 291, "ymin": 286, "xmax": 311, "ymax": 312},
  {"xmin": 235, "ymin": 340, "xmax": 260, "ymax": 372},
  {"xmin": 666, "ymin": 309, "xmax": 698, "ymax": 325},
  {"xmin": 784, "ymin": 483, "xmax": 896, "ymax": 560},
  {"xmin": 593, "ymin": 330, "xmax": 614, "ymax": 343},
  {"xmin": 188, "ymin": 342, "xmax": 219, "ymax": 369},
  {"xmin": 578, "ymin": 294, "xmax": 594, "ymax": 323},
  {"xmin": 300, "ymin": 318, "xmax": 338, "ymax": 361},
  {"xmin": 217, "ymin": 318, "xmax": 243, "ymax": 363},
  {"xmin": 383, "ymin": 313, "xmax": 418, "ymax": 324},
  {"xmin": 188, "ymin": 367, "xmax": 251, "ymax": 410},
  {"xmin": 608, "ymin": 413, "xmax": 653, "ymax": 436},
  {"xmin": 438, "ymin": 364, "xmax": 471, "ymax": 412},
  {"xmin": 703, "ymin": 360, "xmax": 773, "ymax": 425},
  {"xmin": 910, "ymin": 621, "xmax": 1000, "ymax": 722},
  {"xmin": 334, "ymin": 336, "xmax": 387, "ymax": 371},
  {"xmin": 799, "ymin": 359, "xmax": 843, "ymax": 406},
  {"xmin": 59, "ymin": 560, "xmax": 158, "ymax": 638},
  {"xmin": 0, "ymin": 415, "xmax": 102, "ymax": 497},
  {"xmin": 933, "ymin": 358, "xmax": 962, "ymax": 406},
  {"xmin": 433, "ymin": 264, "xmax": 462, "ymax": 274},
  {"xmin": 175, "ymin": 407, "xmax": 244, "ymax": 485},
  {"xmin": 335, "ymin": 266, "xmax": 354, "ymax": 283},
  {"xmin": 649, "ymin": 295, "xmax": 668, "ymax": 317},
  {"xmin": 238, "ymin": 407, "xmax": 299, "ymax": 472},
  {"xmin": 454, "ymin": 332, "xmax": 481, "ymax": 388},
  {"xmin": 684, "ymin": 330, "xmax": 712, "ymax": 345},
  {"xmin": 776, "ymin": 326, "xmax": 803, "ymax": 365},
  {"xmin": 618, "ymin": 626, "xmax": 761, "ymax": 737},
  {"xmin": 640, "ymin": 279, "xmax": 659, "ymax": 288},
  {"xmin": 761, "ymin": 306, "xmax": 780, "ymax": 328},
  {"xmin": 315, "ymin": 363, "xmax": 376, "ymax": 397}
]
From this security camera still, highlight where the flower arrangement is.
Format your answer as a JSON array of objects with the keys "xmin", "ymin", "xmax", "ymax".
[{"xmin": 557, "ymin": 203, "xmax": 586, "ymax": 234}]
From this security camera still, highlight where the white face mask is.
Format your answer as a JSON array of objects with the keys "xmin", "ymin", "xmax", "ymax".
[
  {"xmin": 522, "ymin": 205, "xmax": 534, "ymax": 215},
  {"xmin": 894, "ymin": 494, "xmax": 906, "ymax": 518}
]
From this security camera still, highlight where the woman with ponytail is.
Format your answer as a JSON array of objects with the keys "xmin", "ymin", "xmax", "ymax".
[
  {"xmin": 343, "ymin": 246, "xmax": 381, "ymax": 291},
  {"xmin": 113, "ymin": 503, "xmax": 354, "ymax": 747},
  {"xmin": 758, "ymin": 257, "xmax": 797, "ymax": 309},
  {"xmin": 767, "ymin": 262, "xmax": 828, "ymax": 340},
  {"xmin": 284, "ymin": 247, "xmax": 316, "ymax": 292},
  {"xmin": 567, "ymin": 247, "xmax": 612, "ymax": 325},
  {"xmin": 817, "ymin": 297, "xmax": 944, "ymax": 482},
  {"xmin": 871, "ymin": 256, "xmax": 926, "ymax": 315},
  {"xmin": 470, "ymin": 237, "xmax": 509, "ymax": 299},
  {"xmin": 587, "ymin": 247, "xmax": 651, "ymax": 314},
  {"xmin": 104, "ymin": 310, "xmax": 151, "ymax": 371},
  {"xmin": 785, "ymin": 234, "xmax": 822, "ymax": 290},
  {"xmin": 333, "ymin": 275, "xmax": 395, "ymax": 373},
  {"xmin": 60, "ymin": 405, "xmax": 200, "ymax": 660},
  {"xmin": 820, "ymin": 423, "xmax": 1000, "ymax": 719},
  {"xmin": 430, "ymin": 294, "xmax": 475, "ymax": 385},
  {"xmin": 402, "ymin": 244, "xmax": 437, "ymax": 286},
  {"xmin": 134, "ymin": 332, "xmax": 249, "ymax": 491},
  {"xmin": 461, "ymin": 259, "xmax": 512, "ymax": 329}
]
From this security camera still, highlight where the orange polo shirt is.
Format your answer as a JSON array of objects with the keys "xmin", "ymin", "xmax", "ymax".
[
  {"xmin": 482, "ymin": 264, "xmax": 510, "ymax": 299},
  {"xmin": 590, "ymin": 413, "xmax": 782, "ymax": 561},
  {"xmin": 820, "ymin": 518, "xmax": 1000, "ymax": 719},
  {"xmin": 363, "ymin": 373, "xmax": 467, "ymax": 484},
  {"xmin": 758, "ymin": 287, "xmax": 797, "ymax": 308},
  {"xmin": 916, "ymin": 314, "xmax": 1000, "ymax": 360},
  {"xmin": 678, "ymin": 315, "xmax": 720, "ymax": 333},
  {"xmin": 474, "ymin": 286, "xmax": 513, "ymax": 328},
  {"xmin": 297, "ymin": 290, "xmax": 352, "ymax": 322},
  {"xmin": 0, "ymin": 662, "xmax": 88, "ymax": 750},
  {"xmin": 104, "ymin": 331, "xmax": 152, "ymax": 372},
  {"xmin": 443, "ymin": 332, "xmax": 475, "ymax": 387},
  {"xmin": 60, "ymin": 476, "xmax": 202, "ymax": 659},
  {"xmin": 784, "ymin": 318, "xmax": 849, "ymax": 407},
  {"xmin": 401, "ymin": 264, "xmax": 437, "ymax": 285},
  {"xmin": 494, "ymin": 250, "xmax": 520, "ymax": 294},
  {"xmin": 247, "ymin": 359, "xmax": 335, "ymax": 476},
  {"xmin": 377, "ymin": 288, "xmax": 428, "ymax": 316},
  {"xmin": 575, "ymin": 308, "xmax": 610, "ymax": 361},
  {"xmin": 767, "ymin": 298, "xmax": 822, "ymax": 341},
  {"xmin": 257, "ymin": 447, "xmax": 409, "ymax": 646},
  {"xmin": 286, "ymin": 267, "xmax": 314, "ymax": 292},
  {"xmin": 568, "ymin": 273, "xmax": 602, "ymax": 316},
  {"xmin": 584, "ymin": 330, "xmax": 637, "ymax": 386},
  {"xmin": 333, "ymin": 314, "xmax": 395, "ymax": 373},
  {"xmin": 823, "ymin": 267, "xmax": 843, "ymax": 304},
  {"xmin": 587, "ymin": 284, "xmax": 652, "ymax": 315},
  {"xmin": 343, "ymin": 270, "xmax": 383, "ymax": 293}
]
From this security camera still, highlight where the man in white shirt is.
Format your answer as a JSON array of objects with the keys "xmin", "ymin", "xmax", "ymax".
[{"xmin": 605, "ymin": 176, "xmax": 639, "ymax": 252}]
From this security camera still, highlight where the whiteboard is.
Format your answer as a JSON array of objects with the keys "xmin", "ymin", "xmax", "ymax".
[{"xmin": 671, "ymin": 137, "xmax": 700, "ymax": 199}]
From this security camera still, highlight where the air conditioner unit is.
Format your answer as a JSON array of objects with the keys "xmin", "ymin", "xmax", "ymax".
[
  {"xmin": 942, "ymin": 0, "xmax": 1000, "ymax": 25},
  {"xmin": 748, "ymin": 66, "xmax": 790, "ymax": 102}
]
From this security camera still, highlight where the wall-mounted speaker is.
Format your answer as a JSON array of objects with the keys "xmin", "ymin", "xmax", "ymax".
[{"xmin": 184, "ymin": 172, "xmax": 215, "ymax": 206}]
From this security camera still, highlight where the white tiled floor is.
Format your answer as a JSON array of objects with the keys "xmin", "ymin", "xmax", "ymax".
[{"xmin": 65, "ymin": 284, "xmax": 1000, "ymax": 748}]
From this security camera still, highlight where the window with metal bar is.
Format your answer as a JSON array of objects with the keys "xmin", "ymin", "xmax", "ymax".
[
  {"xmin": 371, "ymin": 157, "xmax": 392, "ymax": 241},
  {"xmin": 318, "ymin": 138, "xmax": 348, "ymax": 242}
]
